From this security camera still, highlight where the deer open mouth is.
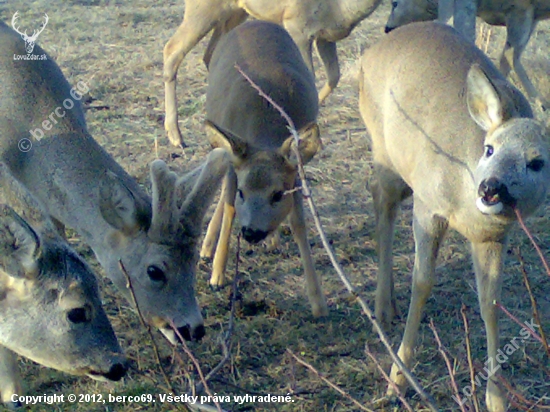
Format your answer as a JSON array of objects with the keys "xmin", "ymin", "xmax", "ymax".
[
  {"xmin": 476, "ymin": 194, "xmax": 503, "ymax": 215},
  {"xmin": 476, "ymin": 178, "xmax": 516, "ymax": 215}
]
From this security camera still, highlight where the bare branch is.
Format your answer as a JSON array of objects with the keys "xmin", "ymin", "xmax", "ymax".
[
  {"xmin": 364, "ymin": 344, "xmax": 413, "ymax": 412},
  {"xmin": 460, "ymin": 304, "xmax": 481, "ymax": 412},
  {"xmin": 119, "ymin": 260, "xmax": 189, "ymax": 412},
  {"xmin": 288, "ymin": 349, "xmax": 374, "ymax": 412},
  {"xmin": 515, "ymin": 208, "xmax": 550, "ymax": 277},
  {"xmin": 516, "ymin": 246, "xmax": 550, "ymax": 357},
  {"xmin": 428, "ymin": 319, "xmax": 467, "ymax": 412}
]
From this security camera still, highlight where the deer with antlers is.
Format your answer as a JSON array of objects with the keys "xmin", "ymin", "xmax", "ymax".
[{"xmin": 11, "ymin": 12, "xmax": 48, "ymax": 54}]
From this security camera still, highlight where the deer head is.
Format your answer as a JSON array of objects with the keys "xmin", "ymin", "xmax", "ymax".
[{"xmin": 11, "ymin": 12, "xmax": 49, "ymax": 54}]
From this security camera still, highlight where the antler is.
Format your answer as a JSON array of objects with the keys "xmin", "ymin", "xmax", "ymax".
[
  {"xmin": 29, "ymin": 14, "xmax": 48, "ymax": 40},
  {"xmin": 11, "ymin": 11, "xmax": 28, "ymax": 38}
]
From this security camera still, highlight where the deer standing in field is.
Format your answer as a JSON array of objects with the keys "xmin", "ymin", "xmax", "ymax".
[
  {"xmin": 199, "ymin": 21, "xmax": 328, "ymax": 317},
  {"xmin": 0, "ymin": 163, "xmax": 126, "ymax": 409},
  {"xmin": 385, "ymin": 0, "xmax": 550, "ymax": 110},
  {"xmin": 0, "ymin": 20, "xmax": 230, "ymax": 344},
  {"xmin": 359, "ymin": 22, "xmax": 550, "ymax": 411},
  {"xmin": 163, "ymin": 0, "xmax": 383, "ymax": 147}
]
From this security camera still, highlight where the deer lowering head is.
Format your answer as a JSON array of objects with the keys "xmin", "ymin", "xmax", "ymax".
[{"xmin": 11, "ymin": 12, "xmax": 48, "ymax": 54}]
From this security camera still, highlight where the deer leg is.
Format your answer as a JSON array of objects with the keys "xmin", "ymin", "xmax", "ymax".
[
  {"xmin": 200, "ymin": 175, "xmax": 227, "ymax": 261},
  {"xmin": 210, "ymin": 169, "xmax": 237, "ymax": 288},
  {"xmin": 437, "ymin": 0, "xmax": 454, "ymax": 24},
  {"xmin": 501, "ymin": 9, "xmax": 547, "ymax": 110},
  {"xmin": 471, "ymin": 241, "xmax": 506, "ymax": 412},
  {"xmin": 0, "ymin": 346, "xmax": 22, "ymax": 408},
  {"xmin": 371, "ymin": 165, "xmax": 411, "ymax": 325},
  {"xmin": 203, "ymin": 10, "xmax": 248, "ymax": 69},
  {"xmin": 163, "ymin": 7, "xmax": 229, "ymax": 147},
  {"xmin": 388, "ymin": 198, "xmax": 447, "ymax": 392},
  {"xmin": 284, "ymin": 25, "xmax": 315, "ymax": 78},
  {"xmin": 315, "ymin": 39, "xmax": 340, "ymax": 103},
  {"xmin": 289, "ymin": 190, "xmax": 328, "ymax": 317}
]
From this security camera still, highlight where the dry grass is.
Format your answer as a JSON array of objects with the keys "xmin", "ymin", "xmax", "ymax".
[{"xmin": 0, "ymin": 1, "xmax": 549, "ymax": 411}]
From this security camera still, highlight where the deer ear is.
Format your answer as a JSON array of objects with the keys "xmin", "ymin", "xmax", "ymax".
[
  {"xmin": 281, "ymin": 123, "xmax": 322, "ymax": 165},
  {"xmin": 99, "ymin": 171, "xmax": 149, "ymax": 235},
  {"xmin": 205, "ymin": 120, "xmax": 251, "ymax": 160},
  {"xmin": 0, "ymin": 205, "xmax": 40, "ymax": 279},
  {"xmin": 466, "ymin": 64, "xmax": 505, "ymax": 131}
]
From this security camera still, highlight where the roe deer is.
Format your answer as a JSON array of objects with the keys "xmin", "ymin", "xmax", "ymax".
[
  {"xmin": 0, "ymin": 163, "xmax": 126, "ymax": 409},
  {"xmin": 385, "ymin": 0, "xmax": 550, "ymax": 110},
  {"xmin": 0, "ymin": 21, "xmax": 230, "ymax": 344},
  {"xmin": 163, "ymin": 0, "xmax": 383, "ymax": 147},
  {"xmin": 199, "ymin": 21, "xmax": 328, "ymax": 317},
  {"xmin": 359, "ymin": 22, "xmax": 549, "ymax": 411}
]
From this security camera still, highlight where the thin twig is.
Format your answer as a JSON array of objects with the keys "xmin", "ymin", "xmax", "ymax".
[
  {"xmin": 204, "ymin": 233, "xmax": 241, "ymax": 383},
  {"xmin": 287, "ymin": 349, "xmax": 374, "ymax": 412},
  {"xmin": 515, "ymin": 246, "xmax": 550, "ymax": 357},
  {"xmin": 494, "ymin": 301, "xmax": 543, "ymax": 344},
  {"xmin": 235, "ymin": 64, "xmax": 439, "ymax": 412},
  {"xmin": 170, "ymin": 322, "xmax": 224, "ymax": 412},
  {"xmin": 460, "ymin": 304, "xmax": 481, "ymax": 412},
  {"xmin": 118, "ymin": 260, "xmax": 189, "ymax": 412},
  {"xmin": 364, "ymin": 344, "xmax": 413, "ymax": 412},
  {"xmin": 515, "ymin": 208, "xmax": 550, "ymax": 277},
  {"xmin": 428, "ymin": 319, "xmax": 467, "ymax": 412}
]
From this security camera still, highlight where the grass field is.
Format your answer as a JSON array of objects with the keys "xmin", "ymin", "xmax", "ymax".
[{"xmin": 1, "ymin": 1, "xmax": 549, "ymax": 411}]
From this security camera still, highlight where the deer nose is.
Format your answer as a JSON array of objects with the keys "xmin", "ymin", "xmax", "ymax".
[
  {"xmin": 241, "ymin": 227, "xmax": 268, "ymax": 243},
  {"xmin": 177, "ymin": 324, "xmax": 205, "ymax": 342},
  {"xmin": 478, "ymin": 177, "xmax": 516, "ymax": 206},
  {"xmin": 385, "ymin": 26, "xmax": 394, "ymax": 34},
  {"xmin": 103, "ymin": 362, "xmax": 127, "ymax": 381}
]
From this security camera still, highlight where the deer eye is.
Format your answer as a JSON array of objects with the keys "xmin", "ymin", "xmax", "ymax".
[
  {"xmin": 67, "ymin": 307, "xmax": 89, "ymax": 324},
  {"xmin": 147, "ymin": 265, "xmax": 166, "ymax": 283},
  {"xmin": 527, "ymin": 158, "xmax": 544, "ymax": 172},
  {"xmin": 485, "ymin": 145, "xmax": 494, "ymax": 157},
  {"xmin": 271, "ymin": 191, "xmax": 284, "ymax": 203},
  {"xmin": 392, "ymin": 1, "xmax": 398, "ymax": 8},
  {"xmin": 237, "ymin": 189, "xmax": 244, "ymax": 200}
]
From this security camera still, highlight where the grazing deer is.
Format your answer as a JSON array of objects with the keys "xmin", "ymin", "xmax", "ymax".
[
  {"xmin": 385, "ymin": 0, "xmax": 550, "ymax": 110},
  {"xmin": 359, "ymin": 22, "xmax": 550, "ymax": 411},
  {"xmin": 0, "ymin": 163, "xmax": 126, "ymax": 409},
  {"xmin": 163, "ymin": 0, "xmax": 383, "ymax": 147},
  {"xmin": 0, "ymin": 21, "xmax": 230, "ymax": 344},
  {"xmin": 11, "ymin": 12, "xmax": 49, "ymax": 54},
  {"xmin": 199, "ymin": 21, "xmax": 328, "ymax": 317}
]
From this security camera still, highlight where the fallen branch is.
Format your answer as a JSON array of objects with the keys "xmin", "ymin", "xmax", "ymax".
[
  {"xmin": 236, "ymin": 64, "xmax": 439, "ymax": 412},
  {"xmin": 514, "ymin": 208, "xmax": 550, "ymax": 277},
  {"xmin": 287, "ymin": 349, "xmax": 374, "ymax": 412},
  {"xmin": 119, "ymin": 260, "xmax": 189, "ymax": 412},
  {"xmin": 364, "ymin": 344, "xmax": 413, "ymax": 412},
  {"xmin": 170, "ymin": 323, "xmax": 224, "ymax": 412},
  {"xmin": 515, "ymin": 246, "xmax": 550, "ymax": 357},
  {"xmin": 428, "ymin": 319, "xmax": 467, "ymax": 412},
  {"xmin": 494, "ymin": 301, "xmax": 544, "ymax": 345},
  {"xmin": 460, "ymin": 304, "xmax": 481, "ymax": 412}
]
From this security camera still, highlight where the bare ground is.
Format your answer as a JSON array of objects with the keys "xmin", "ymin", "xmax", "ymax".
[{"xmin": 1, "ymin": 1, "xmax": 549, "ymax": 411}]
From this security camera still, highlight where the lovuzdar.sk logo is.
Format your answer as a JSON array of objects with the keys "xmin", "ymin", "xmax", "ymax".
[{"xmin": 12, "ymin": 11, "xmax": 49, "ymax": 61}]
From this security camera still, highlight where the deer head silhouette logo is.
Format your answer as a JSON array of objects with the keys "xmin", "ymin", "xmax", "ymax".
[{"xmin": 12, "ymin": 12, "xmax": 49, "ymax": 54}]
